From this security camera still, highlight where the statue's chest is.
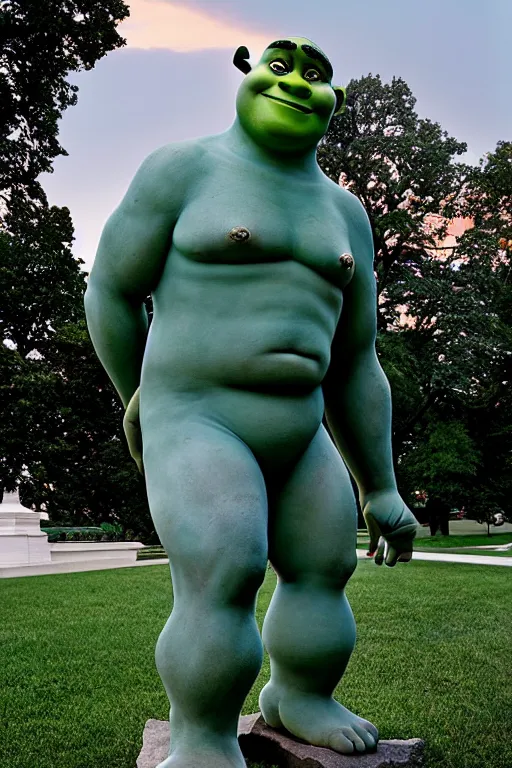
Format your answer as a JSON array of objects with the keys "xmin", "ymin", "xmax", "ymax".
[{"xmin": 172, "ymin": 167, "xmax": 354, "ymax": 289}]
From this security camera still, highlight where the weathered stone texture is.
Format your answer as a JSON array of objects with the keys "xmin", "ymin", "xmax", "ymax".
[{"xmin": 137, "ymin": 713, "xmax": 424, "ymax": 768}]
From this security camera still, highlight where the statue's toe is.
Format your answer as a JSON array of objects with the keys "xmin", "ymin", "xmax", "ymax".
[
  {"xmin": 326, "ymin": 728, "xmax": 356, "ymax": 754},
  {"xmin": 353, "ymin": 723, "xmax": 378, "ymax": 750}
]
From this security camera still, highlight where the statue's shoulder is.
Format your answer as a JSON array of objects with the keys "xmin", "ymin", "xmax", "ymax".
[
  {"xmin": 141, "ymin": 136, "xmax": 210, "ymax": 182},
  {"xmin": 321, "ymin": 175, "xmax": 368, "ymax": 223},
  {"xmin": 321, "ymin": 175, "xmax": 374, "ymax": 264},
  {"xmin": 128, "ymin": 137, "xmax": 213, "ymax": 212}
]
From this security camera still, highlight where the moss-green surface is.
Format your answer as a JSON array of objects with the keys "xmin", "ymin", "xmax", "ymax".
[
  {"xmin": 1, "ymin": 560, "xmax": 511, "ymax": 768},
  {"xmin": 414, "ymin": 533, "xmax": 512, "ymax": 549},
  {"xmin": 416, "ymin": 547, "xmax": 512, "ymax": 558}
]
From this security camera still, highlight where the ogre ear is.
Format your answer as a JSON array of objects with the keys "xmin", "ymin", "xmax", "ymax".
[
  {"xmin": 233, "ymin": 46, "xmax": 251, "ymax": 75},
  {"xmin": 333, "ymin": 86, "xmax": 347, "ymax": 116}
]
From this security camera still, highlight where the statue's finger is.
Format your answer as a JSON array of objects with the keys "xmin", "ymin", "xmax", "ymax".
[
  {"xmin": 364, "ymin": 512, "xmax": 381, "ymax": 555},
  {"xmin": 374, "ymin": 536, "xmax": 386, "ymax": 566},
  {"xmin": 385, "ymin": 543, "xmax": 399, "ymax": 567},
  {"xmin": 397, "ymin": 551, "xmax": 413, "ymax": 563}
]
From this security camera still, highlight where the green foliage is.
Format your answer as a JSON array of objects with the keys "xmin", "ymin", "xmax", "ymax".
[
  {"xmin": 43, "ymin": 524, "xmax": 139, "ymax": 543},
  {"xmin": 17, "ymin": 319, "xmax": 153, "ymax": 539},
  {"xmin": 0, "ymin": 0, "xmax": 156, "ymax": 541},
  {"xmin": 319, "ymin": 74, "xmax": 470, "ymax": 298},
  {"xmin": 1, "ymin": 11, "xmax": 510, "ymax": 538},
  {"xmin": 137, "ymin": 545, "xmax": 168, "ymax": 560},
  {"xmin": 41, "ymin": 526, "xmax": 103, "ymax": 542},
  {"xmin": 398, "ymin": 420, "xmax": 480, "ymax": 504},
  {"xmin": 65, "ymin": 528, "xmax": 120, "ymax": 542},
  {"xmin": 320, "ymin": 77, "xmax": 512, "ymax": 521},
  {"xmin": 0, "ymin": 0, "xmax": 129, "ymax": 209}
]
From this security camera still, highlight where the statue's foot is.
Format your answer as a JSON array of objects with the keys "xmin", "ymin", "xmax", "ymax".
[
  {"xmin": 156, "ymin": 742, "xmax": 246, "ymax": 768},
  {"xmin": 260, "ymin": 682, "xmax": 378, "ymax": 755}
]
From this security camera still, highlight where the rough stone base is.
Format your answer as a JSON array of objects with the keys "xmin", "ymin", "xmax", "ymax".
[{"xmin": 137, "ymin": 713, "xmax": 424, "ymax": 768}]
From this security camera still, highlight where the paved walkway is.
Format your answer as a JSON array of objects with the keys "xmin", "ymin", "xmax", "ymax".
[
  {"xmin": 140, "ymin": 553, "xmax": 512, "ymax": 569},
  {"xmin": 4, "ymin": 552, "xmax": 510, "ymax": 579},
  {"xmin": 356, "ymin": 549, "xmax": 512, "ymax": 567}
]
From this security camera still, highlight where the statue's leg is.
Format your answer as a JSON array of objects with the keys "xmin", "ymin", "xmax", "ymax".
[
  {"xmin": 260, "ymin": 424, "xmax": 378, "ymax": 755},
  {"xmin": 143, "ymin": 419, "xmax": 268, "ymax": 768}
]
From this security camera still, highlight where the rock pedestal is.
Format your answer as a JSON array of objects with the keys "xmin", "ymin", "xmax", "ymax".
[
  {"xmin": 137, "ymin": 713, "xmax": 424, "ymax": 768},
  {"xmin": 0, "ymin": 490, "xmax": 51, "ymax": 567}
]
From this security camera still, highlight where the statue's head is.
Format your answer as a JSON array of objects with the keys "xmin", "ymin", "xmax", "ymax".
[{"xmin": 233, "ymin": 37, "xmax": 345, "ymax": 154}]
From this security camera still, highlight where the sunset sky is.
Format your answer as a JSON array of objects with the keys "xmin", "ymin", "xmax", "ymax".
[{"xmin": 39, "ymin": 0, "xmax": 511, "ymax": 271}]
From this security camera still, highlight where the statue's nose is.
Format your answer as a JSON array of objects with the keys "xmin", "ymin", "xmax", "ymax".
[{"xmin": 278, "ymin": 79, "xmax": 312, "ymax": 101}]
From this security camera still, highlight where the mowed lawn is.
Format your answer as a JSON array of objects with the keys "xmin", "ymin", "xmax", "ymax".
[
  {"xmin": 414, "ymin": 533, "xmax": 512, "ymax": 549},
  {"xmin": 1, "ymin": 560, "xmax": 511, "ymax": 768}
]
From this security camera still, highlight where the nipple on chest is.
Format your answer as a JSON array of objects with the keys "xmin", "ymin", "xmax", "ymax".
[
  {"xmin": 228, "ymin": 226, "xmax": 251, "ymax": 243},
  {"xmin": 339, "ymin": 252, "xmax": 354, "ymax": 269}
]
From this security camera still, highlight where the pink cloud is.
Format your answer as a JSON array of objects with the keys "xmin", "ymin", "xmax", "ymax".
[{"xmin": 121, "ymin": 0, "xmax": 271, "ymax": 55}]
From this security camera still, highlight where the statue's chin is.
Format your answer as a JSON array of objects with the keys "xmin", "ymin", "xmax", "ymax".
[{"xmin": 247, "ymin": 126, "xmax": 322, "ymax": 155}]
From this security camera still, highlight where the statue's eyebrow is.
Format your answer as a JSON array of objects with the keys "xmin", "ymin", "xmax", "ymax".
[
  {"xmin": 266, "ymin": 40, "xmax": 297, "ymax": 52},
  {"xmin": 301, "ymin": 45, "xmax": 333, "ymax": 79},
  {"xmin": 265, "ymin": 40, "xmax": 333, "ymax": 80}
]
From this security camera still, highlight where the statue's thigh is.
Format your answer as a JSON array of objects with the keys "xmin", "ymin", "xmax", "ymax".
[
  {"xmin": 143, "ymin": 419, "xmax": 269, "ymax": 601},
  {"xmin": 268, "ymin": 425, "xmax": 357, "ymax": 587}
]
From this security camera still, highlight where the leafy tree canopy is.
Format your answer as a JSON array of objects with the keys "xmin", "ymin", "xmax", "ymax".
[
  {"xmin": 0, "ymin": 0, "xmax": 129, "ymax": 216},
  {"xmin": 0, "ymin": 0, "xmax": 155, "ymax": 540},
  {"xmin": 320, "ymin": 77, "xmax": 512, "ymax": 522}
]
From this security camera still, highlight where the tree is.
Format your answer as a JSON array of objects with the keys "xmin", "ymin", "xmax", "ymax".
[
  {"xmin": 319, "ymin": 74, "xmax": 470, "ymax": 303},
  {"xmin": 319, "ymin": 77, "xmax": 512, "ymax": 522},
  {"xmin": 397, "ymin": 419, "xmax": 480, "ymax": 506},
  {"xmin": 0, "ymin": 0, "xmax": 129, "ymax": 213},
  {"xmin": 20, "ymin": 320, "xmax": 155, "ymax": 540},
  {"xmin": 0, "ymin": 204, "xmax": 84, "ymax": 358},
  {"xmin": 0, "ymin": 1, "xmax": 155, "ymax": 539},
  {"xmin": 456, "ymin": 142, "xmax": 512, "ymax": 527}
]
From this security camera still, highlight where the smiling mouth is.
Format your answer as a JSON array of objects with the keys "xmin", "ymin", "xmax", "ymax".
[{"xmin": 262, "ymin": 94, "xmax": 313, "ymax": 114}]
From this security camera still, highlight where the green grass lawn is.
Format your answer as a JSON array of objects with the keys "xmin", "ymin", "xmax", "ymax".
[
  {"xmin": 1, "ymin": 561, "xmax": 511, "ymax": 768},
  {"xmin": 415, "ymin": 547, "xmax": 512, "ymax": 558},
  {"xmin": 137, "ymin": 545, "xmax": 168, "ymax": 560},
  {"xmin": 358, "ymin": 531, "xmax": 512, "ymax": 557},
  {"xmin": 415, "ymin": 533, "xmax": 512, "ymax": 549}
]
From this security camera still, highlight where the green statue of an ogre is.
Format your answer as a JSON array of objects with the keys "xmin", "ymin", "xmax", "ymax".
[{"xmin": 85, "ymin": 37, "xmax": 418, "ymax": 768}]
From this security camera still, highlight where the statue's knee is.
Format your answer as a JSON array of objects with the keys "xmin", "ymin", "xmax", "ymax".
[
  {"xmin": 214, "ymin": 551, "xmax": 267, "ymax": 607},
  {"xmin": 299, "ymin": 552, "xmax": 358, "ymax": 591},
  {"xmin": 173, "ymin": 541, "xmax": 267, "ymax": 607},
  {"xmin": 277, "ymin": 547, "xmax": 358, "ymax": 590},
  {"xmin": 340, "ymin": 553, "xmax": 358, "ymax": 586}
]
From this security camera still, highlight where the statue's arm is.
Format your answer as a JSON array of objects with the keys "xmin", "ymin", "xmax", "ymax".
[
  {"xmin": 323, "ymin": 192, "xmax": 417, "ymax": 564},
  {"xmin": 323, "ymin": 192, "xmax": 395, "ymax": 497},
  {"xmin": 84, "ymin": 144, "xmax": 192, "ymax": 407}
]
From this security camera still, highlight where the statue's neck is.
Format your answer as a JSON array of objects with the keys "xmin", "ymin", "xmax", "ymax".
[{"xmin": 221, "ymin": 119, "xmax": 321, "ymax": 177}]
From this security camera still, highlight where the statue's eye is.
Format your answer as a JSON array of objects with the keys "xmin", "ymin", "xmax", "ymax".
[
  {"xmin": 304, "ymin": 68, "xmax": 322, "ymax": 82},
  {"xmin": 269, "ymin": 59, "xmax": 289, "ymax": 75}
]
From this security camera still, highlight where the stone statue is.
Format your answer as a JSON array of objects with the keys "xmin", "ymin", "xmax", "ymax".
[{"xmin": 85, "ymin": 37, "xmax": 418, "ymax": 768}]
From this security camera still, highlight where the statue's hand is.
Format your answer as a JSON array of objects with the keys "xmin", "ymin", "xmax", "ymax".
[
  {"xmin": 361, "ymin": 489, "xmax": 418, "ymax": 567},
  {"xmin": 123, "ymin": 387, "xmax": 144, "ymax": 476}
]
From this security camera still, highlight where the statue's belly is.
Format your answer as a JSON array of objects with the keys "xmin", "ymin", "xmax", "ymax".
[{"xmin": 141, "ymin": 252, "xmax": 342, "ymax": 394}]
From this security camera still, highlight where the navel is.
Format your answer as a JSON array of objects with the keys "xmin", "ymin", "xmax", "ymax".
[{"xmin": 228, "ymin": 226, "xmax": 251, "ymax": 243}]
